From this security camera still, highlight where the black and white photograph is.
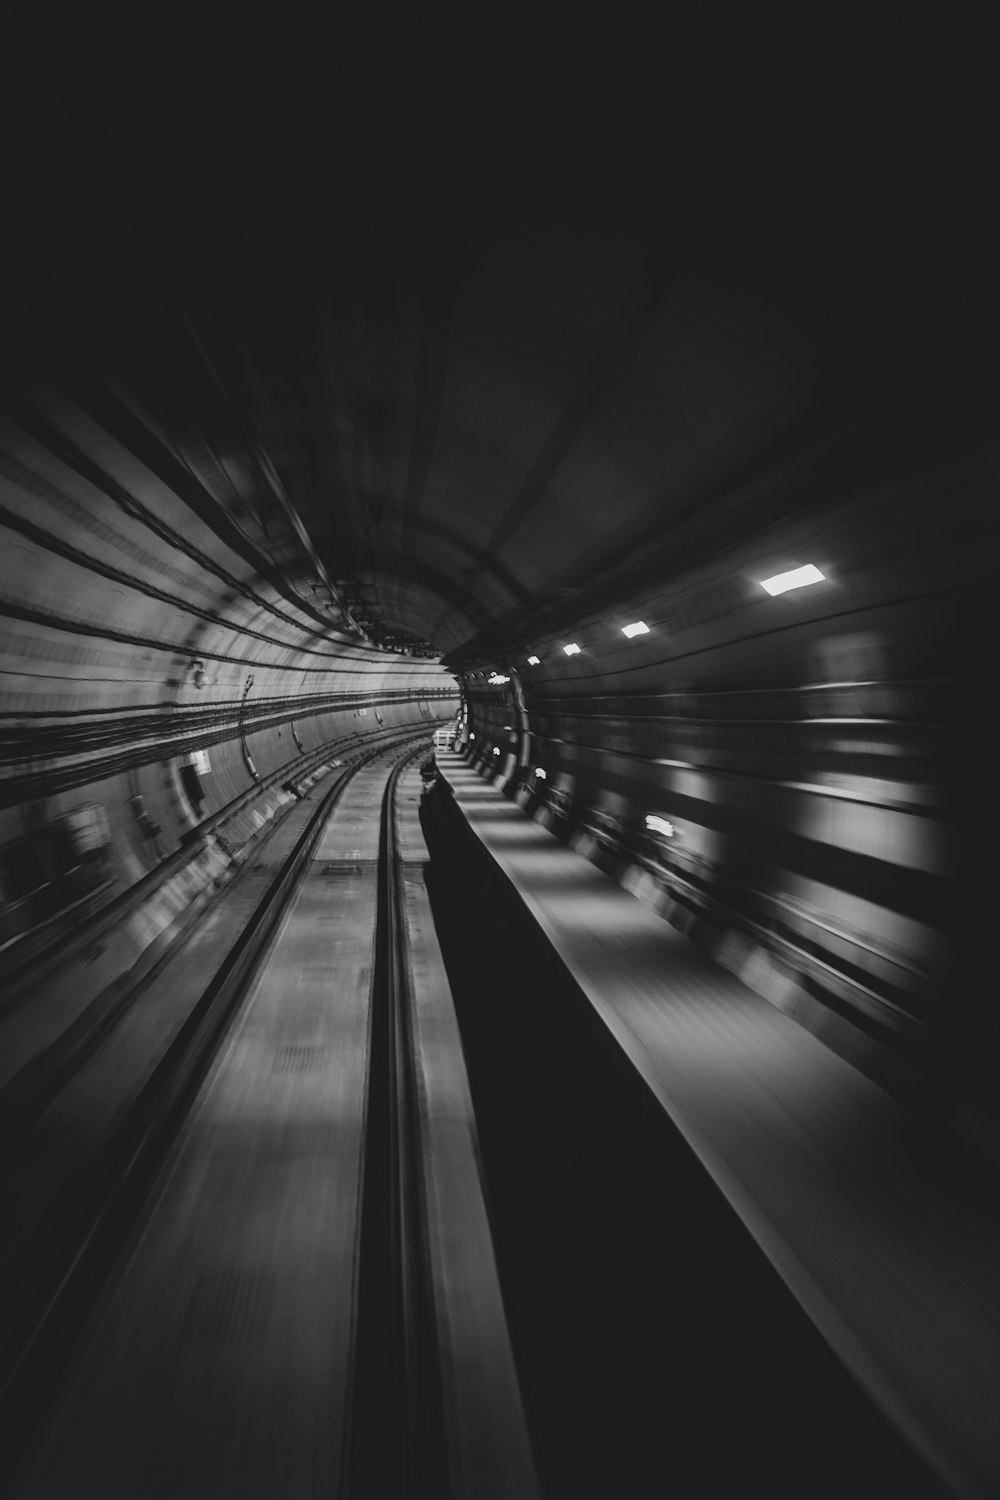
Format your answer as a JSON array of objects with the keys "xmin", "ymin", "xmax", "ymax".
[{"xmin": 0, "ymin": 2, "xmax": 998, "ymax": 1495}]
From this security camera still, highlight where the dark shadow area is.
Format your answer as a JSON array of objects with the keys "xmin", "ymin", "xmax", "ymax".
[{"xmin": 419, "ymin": 782, "xmax": 949, "ymax": 1500}]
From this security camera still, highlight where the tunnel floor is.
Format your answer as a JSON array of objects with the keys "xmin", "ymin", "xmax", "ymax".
[{"xmin": 420, "ymin": 784, "xmax": 950, "ymax": 1500}]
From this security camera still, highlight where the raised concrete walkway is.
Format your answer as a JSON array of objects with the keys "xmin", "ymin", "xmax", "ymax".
[{"xmin": 438, "ymin": 751, "xmax": 1000, "ymax": 1500}]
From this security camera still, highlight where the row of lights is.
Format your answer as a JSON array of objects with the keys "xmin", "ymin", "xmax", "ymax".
[
  {"xmin": 469, "ymin": 564, "xmax": 826, "ymax": 826},
  {"xmin": 508, "ymin": 566, "xmax": 825, "ymax": 671},
  {"xmin": 521, "ymin": 620, "xmax": 648, "ymax": 670},
  {"xmin": 525, "ymin": 620, "xmax": 646, "ymax": 666},
  {"xmin": 467, "ymin": 742, "xmax": 677, "ymax": 842},
  {"xmin": 490, "ymin": 757, "xmax": 678, "ymax": 842}
]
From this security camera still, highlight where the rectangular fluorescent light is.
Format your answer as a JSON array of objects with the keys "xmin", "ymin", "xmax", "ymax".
[
  {"xmin": 622, "ymin": 621, "xmax": 649, "ymax": 638},
  {"xmin": 563, "ymin": 643, "xmax": 581, "ymax": 656},
  {"xmin": 760, "ymin": 564, "xmax": 825, "ymax": 596},
  {"xmin": 527, "ymin": 655, "xmax": 540, "ymax": 665},
  {"xmin": 645, "ymin": 814, "xmax": 675, "ymax": 837}
]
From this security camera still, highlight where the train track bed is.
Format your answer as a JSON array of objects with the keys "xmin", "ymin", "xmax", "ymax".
[
  {"xmin": 0, "ymin": 738, "xmax": 410, "ymax": 1453},
  {"xmin": 0, "ymin": 724, "xmax": 433, "ymax": 1090},
  {"xmin": 422, "ymin": 751, "xmax": 996, "ymax": 1500},
  {"xmin": 2, "ymin": 739, "xmax": 536, "ymax": 1499}
]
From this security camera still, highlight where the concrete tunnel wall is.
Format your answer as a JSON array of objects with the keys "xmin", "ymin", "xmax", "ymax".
[
  {"xmin": 456, "ymin": 434, "xmax": 994, "ymax": 1146},
  {"xmin": 1, "ymin": 294, "xmax": 994, "ymax": 1157},
  {"xmin": 0, "ymin": 334, "xmax": 459, "ymax": 986}
]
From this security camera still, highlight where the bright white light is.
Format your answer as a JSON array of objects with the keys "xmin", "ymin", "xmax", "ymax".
[
  {"xmin": 527, "ymin": 655, "xmax": 540, "ymax": 666},
  {"xmin": 760, "ymin": 564, "xmax": 825, "ymax": 596},
  {"xmin": 563, "ymin": 643, "xmax": 581, "ymax": 656},
  {"xmin": 469, "ymin": 732, "xmax": 475, "ymax": 740},
  {"xmin": 622, "ymin": 621, "xmax": 649, "ymax": 638},
  {"xmin": 535, "ymin": 767, "xmax": 547, "ymax": 779},
  {"xmin": 645, "ymin": 814, "xmax": 675, "ymax": 838},
  {"xmin": 492, "ymin": 746, "xmax": 500, "ymax": 756},
  {"xmin": 488, "ymin": 672, "xmax": 510, "ymax": 685}
]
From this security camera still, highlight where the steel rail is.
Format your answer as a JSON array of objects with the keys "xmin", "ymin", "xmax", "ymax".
[
  {"xmin": 346, "ymin": 743, "xmax": 448, "ymax": 1500},
  {"xmin": 384, "ymin": 749, "xmax": 449, "ymax": 1500}
]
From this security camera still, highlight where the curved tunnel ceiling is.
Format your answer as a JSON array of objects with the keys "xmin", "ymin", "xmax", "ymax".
[{"xmin": 5, "ymin": 0, "xmax": 998, "ymax": 677}]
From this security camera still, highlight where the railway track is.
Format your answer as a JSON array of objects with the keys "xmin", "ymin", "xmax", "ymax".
[{"xmin": 0, "ymin": 738, "xmax": 537, "ymax": 1499}]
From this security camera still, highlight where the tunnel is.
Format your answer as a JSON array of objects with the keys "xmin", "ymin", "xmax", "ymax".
[{"xmin": 1, "ymin": 2, "xmax": 998, "ymax": 1497}]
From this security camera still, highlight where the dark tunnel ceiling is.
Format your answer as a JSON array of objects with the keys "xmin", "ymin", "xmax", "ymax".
[{"xmin": 5, "ymin": 0, "xmax": 999, "ymax": 668}]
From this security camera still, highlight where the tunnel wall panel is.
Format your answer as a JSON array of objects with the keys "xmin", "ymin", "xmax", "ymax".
[
  {"xmin": 459, "ymin": 473, "xmax": 987, "ymax": 1117},
  {"xmin": 1, "ymin": 349, "xmax": 458, "ymax": 966}
]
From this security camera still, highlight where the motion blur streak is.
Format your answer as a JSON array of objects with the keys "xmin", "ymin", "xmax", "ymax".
[{"xmin": 1, "ymin": 2, "xmax": 998, "ymax": 1498}]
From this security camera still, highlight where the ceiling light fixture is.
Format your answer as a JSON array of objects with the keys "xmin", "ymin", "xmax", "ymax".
[
  {"xmin": 622, "ymin": 621, "xmax": 649, "ymax": 638},
  {"xmin": 645, "ymin": 814, "xmax": 675, "ymax": 838},
  {"xmin": 760, "ymin": 564, "xmax": 825, "ymax": 596},
  {"xmin": 563, "ymin": 643, "xmax": 581, "ymax": 656},
  {"xmin": 527, "ymin": 655, "xmax": 540, "ymax": 666}
]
